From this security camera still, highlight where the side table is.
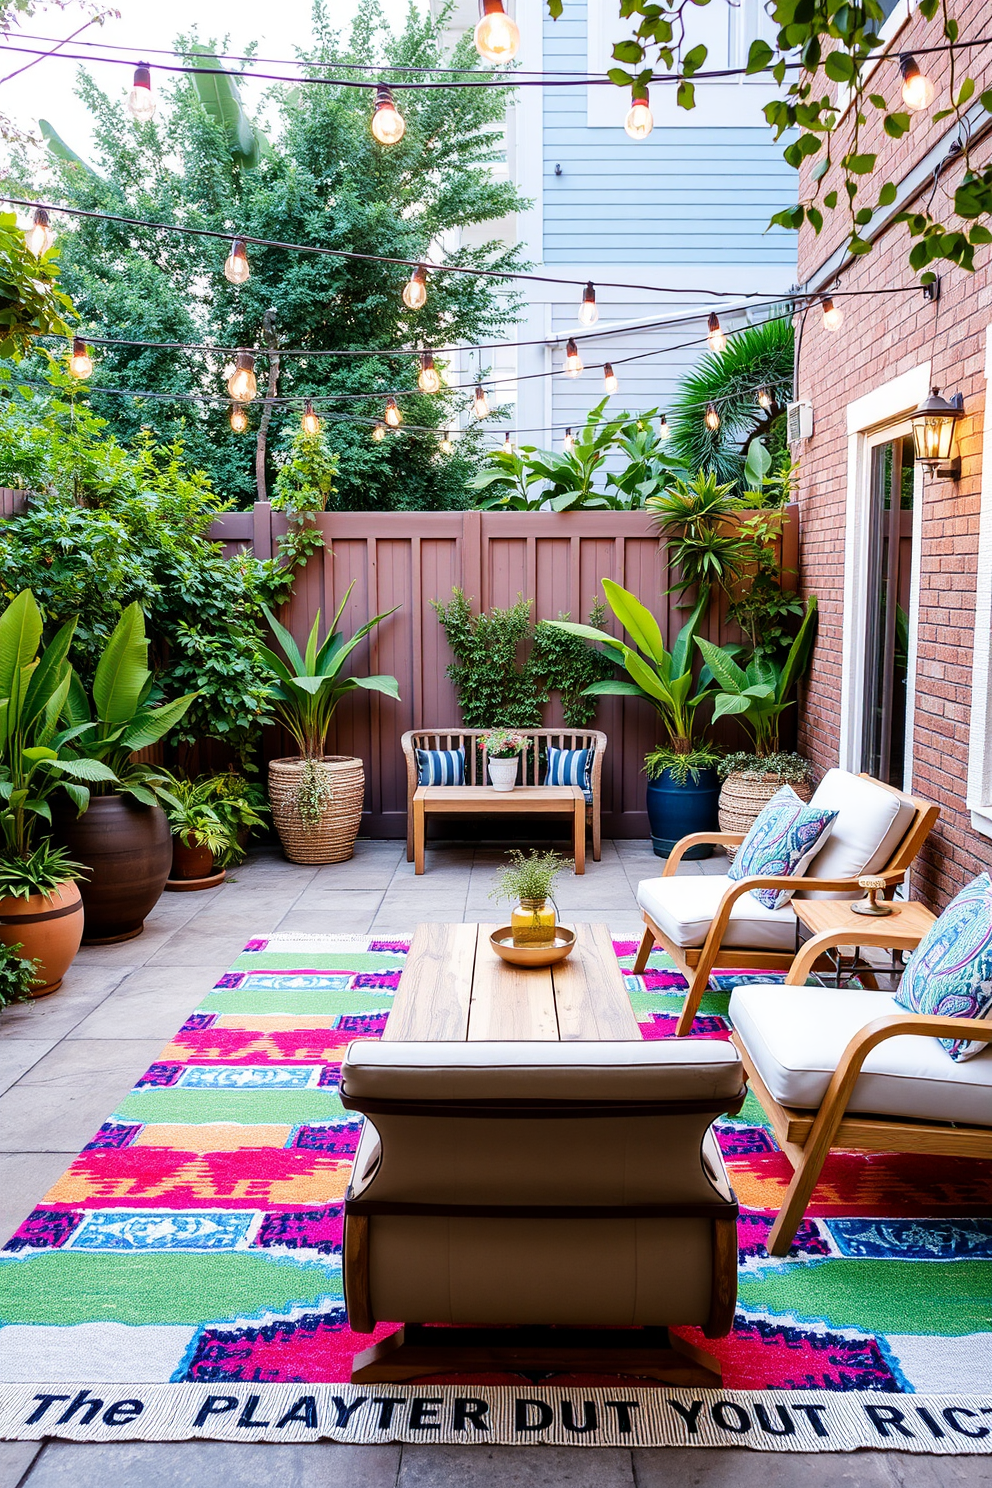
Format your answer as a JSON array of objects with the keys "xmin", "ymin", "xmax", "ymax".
[{"xmin": 790, "ymin": 897, "xmax": 936, "ymax": 988}]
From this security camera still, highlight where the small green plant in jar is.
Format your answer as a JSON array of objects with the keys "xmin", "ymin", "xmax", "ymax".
[{"xmin": 490, "ymin": 849, "xmax": 573, "ymax": 947}]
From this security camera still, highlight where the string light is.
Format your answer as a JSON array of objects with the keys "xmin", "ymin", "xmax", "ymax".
[
  {"xmin": 658, "ymin": 412, "xmax": 670, "ymax": 441},
  {"xmin": 402, "ymin": 265, "xmax": 427, "ymax": 311},
  {"xmin": 439, "ymin": 430, "xmax": 453, "ymax": 454},
  {"xmin": 821, "ymin": 296, "xmax": 843, "ymax": 331},
  {"xmin": 418, "ymin": 351, "xmax": 441, "ymax": 393},
  {"xmin": 578, "ymin": 281, "xmax": 598, "ymax": 326},
  {"xmin": 901, "ymin": 53, "xmax": 935, "ymax": 111},
  {"xmin": 624, "ymin": 87, "xmax": 653, "ymax": 140},
  {"xmin": 372, "ymin": 420, "xmax": 387, "ymax": 441},
  {"xmin": 603, "ymin": 362, "xmax": 618, "ymax": 394},
  {"xmin": 24, "ymin": 206, "xmax": 54, "ymax": 256},
  {"xmin": 503, "ymin": 431, "xmax": 513, "ymax": 453},
  {"xmin": 563, "ymin": 427, "xmax": 574, "ymax": 452},
  {"xmin": 757, "ymin": 387, "xmax": 772, "ymax": 410},
  {"xmin": 473, "ymin": 384, "xmax": 490, "ymax": 419},
  {"xmin": 474, "ymin": 0, "xmax": 520, "ymax": 65},
  {"xmin": 707, "ymin": 313, "xmax": 726, "ymax": 354},
  {"xmin": 229, "ymin": 403, "xmax": 248, "ymax": 433},
  {"xmin": 704, "ymin": 403, "xmax": 721, "ymax": 431},
  {"xmin": 126, "ymin": 62, "xmax": 156, "ymax": 122},
  {"xmin": 227, "ymin": 350, "xmax": 257, "ymax": 402},
  {"xmin": 564, "ymin": 337, "xmax": 583, "ymax": 377},
  {"xmin": 370, "ymin": 83, "xmax": 405, "ymax": 144},
  {"xmin": 301, "ymin": 399, "xmax": 321, "ymax": 435},
  {"xmin": 68, "ymin": 336, "xmax": 93, "ymax": 379},
  {"xmin": 223, "ymin": 237, "xmax": 250, "ymax": 285},
  {"xmin": 384, "ymin": 396, "xmax": 402, "ymax": 427}
]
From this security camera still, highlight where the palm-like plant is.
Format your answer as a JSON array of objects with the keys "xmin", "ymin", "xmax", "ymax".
[
  {"xmin": 647, "ymin": 470, "xmax": 746, "ymax": 597},
  {"xmin": 260, "ymin": 583, "xmax": 401, "ymax": 758},
  {"xmin": 695, "ymin": 597, "xmax": 818, "ymax": 755}
]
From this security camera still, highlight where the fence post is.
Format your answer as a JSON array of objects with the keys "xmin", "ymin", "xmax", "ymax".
[
  {"xmin": 461, "ymin": 509, "xmax": 483, "ymax": 610},
  {"xmin": 252, "ymin": 501, "xmax": 273, "ymax": 560}
]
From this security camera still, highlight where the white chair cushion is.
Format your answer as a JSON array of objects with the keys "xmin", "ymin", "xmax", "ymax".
[
  {"xmin": 800, "ymin": 768, "xmax": 917, "ymax": 897},
  {"xmin": 730, "ymin": 984, "xmax": 992, "ymax": 1125},
  {"xmin": 637, "ymin": 874, "xmax": 797, "ymax": 951}
]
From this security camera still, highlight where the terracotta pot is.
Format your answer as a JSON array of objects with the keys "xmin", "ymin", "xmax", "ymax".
[
  {"xmin": 53, "ymin": 794, "xmax": 173, "ymax": 943},
  {"xmin": 171, "ymin": 838, "xmax": 215, "ymax": 881},
  {"xmin": 268, "ymin": 756, "xmax": 365, "ymax": 865},
  {"xmin": 0, "ymin": 880, "xmax": 84, "ymax": 996}
]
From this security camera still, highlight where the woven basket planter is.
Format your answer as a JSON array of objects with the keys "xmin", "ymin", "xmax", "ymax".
[
  {"xmin": 268, "ymin": 755, "xmax": 365, "ymax": 865},
  {"xmin": 719, "ymin": 770, "xmax": 813, "ymax": 860}
]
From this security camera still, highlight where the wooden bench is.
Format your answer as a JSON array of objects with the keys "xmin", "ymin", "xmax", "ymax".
[{"xmin": 401, "ymin": 728, "xmax": 607, "ymax": 865}]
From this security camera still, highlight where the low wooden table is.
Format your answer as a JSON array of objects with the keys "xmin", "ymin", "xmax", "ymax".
[
  {"xmin": 412, "ymin": 784, "xmax": 586, "ymax": 876},
  {"xmin": 790, "ymin": 897, "xmax": 937, "ymax": 986}
]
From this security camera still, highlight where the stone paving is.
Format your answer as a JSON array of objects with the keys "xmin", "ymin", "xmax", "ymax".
[{"xmin": 0, "ymin": 839, "xmax": 981, "ymax": 1485}]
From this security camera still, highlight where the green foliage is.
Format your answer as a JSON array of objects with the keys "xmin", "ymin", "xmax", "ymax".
[
  {"xmin": 197, "ymin": 772, "xmax": 268, "ymax": 866},
  {"xmin": 0, "ymin": 840, "xmax": 87, "ymax": 901},
  {"xmin": 165, "ymin": 774, "xmax": 266, "ymax": 862},
  {"xmin": 482, "ymin": 729, "xmax": 526, "ymax": 759},
  {"xmin": 269, "ymin": 428, "xmax": 337, "ymax": 598},
  {"xmin": 0, "ymin": 940, "xmax": 40, "ymax": 1008},
  {"xmin": 718, "ymin": 751, "xmax": 813, "ymax": 785},
  {"xmin": 489, "ymin": 848, "xmax": 573, "ymax": 905},
  {"xmin": 696, "ymin": 597, "xmax": 818, "ymax": 755},
  {"xmin": 530, "ymin": 601, "xmax": 616, "ymax": 728},
  {"xmin": 644, "ymin": 744, "xmax": 721, "ymax": 785},
  {"xmin": 0, "ymin": 211, "xmax": 73, "ymax": 359},
  {"xmin": 648, "ymin": 471, "xmax": 745, "ymax": 596},
  {"xmin": 294, "ymin": 759, "xmax": 336, "ymax": 831},
  {"xmin": 726, "ymin": 512, "xmax": 806, "ymax": 656}
]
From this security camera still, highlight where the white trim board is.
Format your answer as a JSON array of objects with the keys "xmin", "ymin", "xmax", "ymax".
[{"xmin": 966, "ymin": 325, "xmax": 992, "ymax": 839}]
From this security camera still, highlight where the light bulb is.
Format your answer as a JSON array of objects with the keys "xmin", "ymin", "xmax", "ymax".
[
  {"xmin": 474, "ymin": 0, "xmax": 520, "ymax": 64},
  {"xmin": 503, "ymin": 432, "xmax": 513, "ymax": 453},
  {"xmin": 563, "ymin": 428, "xmax": 574, "ymax": 453},
  {"xmin": 229, "ymin": 403, "xmax": 248, "ymax": 433},
  {"xmin": 371, "ymin": 84, "xmax": 405, "ymax": 145},
  {"xmin": 821, "ymin": 296, "xmax": 843, "ymax": 331},
  {"xmin": 564, "ymin": 337, "xmax": 583, "ymax": 377},
  {"xmin": 227, "ymin": 351, "xmax": 257, "ymax": 403},
  {"xmin": 127, "ymin": 63, "xmax": 156, "ymax": 122},
  {"xmin": 757, "ymin": 387, "xmax": 772, "ymax": 411},
  {"xmin": 603, "ymin": 362, "xmax": 618, "ymax": 394},
  {"xmin": 372, "ymin": 420, "xmax": 387, "ymax": 441},
  {"xmin": 384, "ymin": 396, "xmax": 402, "ymax": 427},
  {"xmin": 658, "ymin": 413, "xmax": 670, "ymax": 442},
  {"xmin": 439, "ymin": 431, "xmax": 453, "ymax": 455},
  {"xmin": 25, "ymin": 207, "xmax": 54, "ymax": 257},
  {"xmin": 901, "ymin": 54, "xmax": 934, "ymax": 112},
  {"xmin": 707, "ymin": 312, "xmax": 727, "ymax": 354},
  {"xmin": 224, "ymin": 238, "xmax": 250, "ymax": 285},
  {"xmin": 68, "ymin": 337, "xmax": 92, "ymax": 380},
  {"xmin": 704, "ymin": 403, "xmax": 721, "ymax": 432},
  {"xmin": 418, "ymin": 352, "xmax": 441, "ymax": 394},
  {"xmin": 402, "ymin": 265, "xmax": 427, "ymax": 311},
  {"xmin": 473, "ymin": 384, "xmax": 490, "ymax": 419},
  {"xmin": 624, "ymin": 89, "xmax": 653, "ymax": 141},
  {"xmin": 578, "ymin": 281, "xmax": 598, "ymax": 326},
  {"xmin": 302, "ymin": 399, "xmax": 320, "ymax": 436}
]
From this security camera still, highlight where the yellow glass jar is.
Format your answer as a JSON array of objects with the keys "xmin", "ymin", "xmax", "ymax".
[{"xmin": 510, "ymin": 897, "xmax": 556, "ymax": 947}]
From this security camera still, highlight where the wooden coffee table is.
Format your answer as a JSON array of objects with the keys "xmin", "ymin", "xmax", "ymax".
[
  {"xmin": 412, "ymin": 784, "xmax": 586, "ymax": 875},
  {"xmin": 383, "ymin": 920, "xmax": 640, "ymax": 1042}
]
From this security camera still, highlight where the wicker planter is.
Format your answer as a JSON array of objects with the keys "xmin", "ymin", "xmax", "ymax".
[
  {"xmin": 268, "ymin": 755, "xmax": 365, "ymax": 865},
  {"xmin": 719, "ymin": 769, "xmax": 813, "ymax": 859}
]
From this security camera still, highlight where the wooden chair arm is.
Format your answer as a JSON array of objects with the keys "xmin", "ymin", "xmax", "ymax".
[
  {"xmin": 785, "ymin": 919, "xmax": 931, "ymax": 985},
  {"xmin": 661, "ymin": 832, "xmax": 744, "ymax": 877}
]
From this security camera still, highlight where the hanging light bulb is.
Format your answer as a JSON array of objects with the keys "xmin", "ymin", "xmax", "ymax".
[
  {"xmin": 900, "ymin": 53, "xmax": 935, "ymax": 112},
  {"xmin": 502, "ymin": 432, "xmax": 513, "ymax": 453},
  {"xmin": 126, "ymin": 63, "xmax": 156, "ymax": 122},
  {"xmin": 707, "ymin": 312, "xmax": 727, "ymax": 354},
  {"xmin": 227, "ymin": 351, "xmax": 257, "ymax": 403},
  {"xmin": 371, "ymin": 83, "xmax": 406, "ymax": 145},
  {"xmin": 68, "ymin": 337, "xmax": 93, "ymax": 380},
  {"xmin": 473, "ymin": 384, "xmax": 490, "ymax": 419},
  {"xmin": 564, "ymin": 337, "xmax": 583, "ymax": 378},
  {"xmin": 757, "ymin": 387, "xmax": 773, "ymax": 411},
  {"xmin": 301, "ymin": 399, "xmax": 321, "ymax": 436},
  {"xmin": 658, "ymin": 412, "xmax": 670, "ymax": 442},
  {"xmin": 563, "ymin": 428, "xmax": 574, "ymax": 453},
  {"xmin": 223, "ymin": 238, "xmax": 250, "ymax": 286},
  {"xmin": 418, "ymin": 352, "xmax": 441, "ymax": 394},
  {"xmin": 624, "ymin": 87, "xmax": 653, "ymax": 140},
  {"xmin": 821, "ymin": 295, "xmax": 843, "ymax": 331},
  {"xmin": 474, "ymin": 0, "xmax": 520, "ymax": 64},
  {"xmin": 439, "ymin": 430, "xmax": 454, "ymax": 455},
  {"xmin": 372, "ymin": 420, "xmax": 387, "ymax": 441},
  {"xmin": 578, "ymin": 281, "xmax": 598, "ymax": 327},
  {"xmin": 704, "ymin": 403, "xmax": 721, "ymax": 432},
  {"xmin": 603, "ymin": 362, "xmax": 618, "ymax": 395},
  {"xmin": 384, "ymin": 396, "xmax": 402, "ymax": 427},
  {"xmin": 24, "ymin": 207, "xmax": 54, "ymax": 257},
  {"xmin": 402, "ymin": 265, "xmax": 428, "ymax": 311},
  {"xmin": 229, "ymin": 403, "xmax": 248, "ymax": 433}
]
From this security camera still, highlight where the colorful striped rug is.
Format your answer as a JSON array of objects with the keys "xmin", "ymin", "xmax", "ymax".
[{"xmin": 0, "ymin": 932, "xmax": 990, "ymax": 1452}]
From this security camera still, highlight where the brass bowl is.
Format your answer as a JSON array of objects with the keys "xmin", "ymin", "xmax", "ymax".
[{"xmin": 489, "ymin": 926, "xmax": 576, "ymax": 968}]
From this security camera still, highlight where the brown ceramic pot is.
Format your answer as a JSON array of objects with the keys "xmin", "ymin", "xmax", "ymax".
[
  {"xmin": 171, "ymin": 838, "xmax": 215, "ymax": 881},
  {"xmin": 0, "ymin": 880, "xmax": 84, "ymax": 995},
  {"xmin": 54, "ymin": 794, "xmax": 173, "ymax": 944}
]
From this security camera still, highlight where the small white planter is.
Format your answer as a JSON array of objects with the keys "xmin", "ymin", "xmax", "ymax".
[{"xmin": 488, "ymin": 756, "xmax": 519, "ymax": 792}]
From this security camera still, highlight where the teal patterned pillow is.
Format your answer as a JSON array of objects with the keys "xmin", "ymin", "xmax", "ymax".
[
  {"xmin": 894, "ymin": 873, "xmax": 992, "ymax": 1062},
  {"xmin": 727, "ymin": 785, "xmax": 839, "ymax": 911}
]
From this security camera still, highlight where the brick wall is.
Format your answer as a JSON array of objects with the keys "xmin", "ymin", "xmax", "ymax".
[{"xmin": 795, "ymin": 8, "xmax": 992, "ymax": 907}]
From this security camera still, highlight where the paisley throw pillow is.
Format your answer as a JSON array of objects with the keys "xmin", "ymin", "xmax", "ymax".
[
  {"xmin": 894, "ymin": 873, "xmax": 992, "ymax": 1062},
  {"xmin": 727, "ymin": 785, "xmax": 839, "ymax": 911}
]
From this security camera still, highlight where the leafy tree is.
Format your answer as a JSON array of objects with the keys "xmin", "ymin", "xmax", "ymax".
[{"xmin": 17, "ymin": 0, "xmax": 526, "ymax": 507}]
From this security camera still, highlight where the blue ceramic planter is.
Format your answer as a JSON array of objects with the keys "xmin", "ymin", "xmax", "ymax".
[{"xmin": 645, "ymin": 767, "xmax": 720, "ymax": 859}]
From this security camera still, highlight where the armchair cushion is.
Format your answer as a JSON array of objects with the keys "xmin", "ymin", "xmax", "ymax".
[
  {"xmin": 894, "ymin": 873, "xmax": 992, "ymax": 1061},
  {"xmin": 726, "ymin": 785, "xmax": 838, "ymax": 909},
  {"xmin": 637, "ymin": 873, "xmax": 797, "ymax": 951},
  {"xmin": 416, "ymin": 746, "xmax": 465, "ymax": 786},
  {"xmin": 801, "ymin": 768, "xmax": 916, "ymax": 897},
  {"xmin": 730, "ymin": 984, "xmax": 992, "ymax": 1125}
]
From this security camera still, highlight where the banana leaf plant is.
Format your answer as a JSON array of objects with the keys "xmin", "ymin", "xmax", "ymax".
[
  {"xmin": 0, "ymin": 590, "xmax": 117, "ymax": 859},
  {"xmin": 62, "ymin": 603, "xmax": 197, "ymax": 808},
  {"xmin": 471, "ymin": 400, "xmax": 632, "ymax": 511},
  {"xmin": 695, "ymin": 596, "xmax": 818, "ymax": 755},
  {"xmin": 546, "ymin": 579, "xmax": 712, "ymax": 754},
  {"xmin": 260, "ymin": 583, "xmax": 401, "ymax": 759}
]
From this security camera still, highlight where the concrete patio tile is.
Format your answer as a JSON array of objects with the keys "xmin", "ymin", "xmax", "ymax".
[
  {"xmin": 632, "ymin": 1448, "xmax": 936, "ymax": 1486},
  {"xmin": 0, "ymin": 1151, "xmax": 76, "ymax": 1245},
  {"xmin": 0, "ymin": 1039, "xmax": 58, "ymax": 1095},
  {"xmin": 0, "ymin": 1439, "xmax": 42, "ymax": 1486},
  {"xmin": 72, "ymin": 923, "xmax": 181, "ymax": 970},
  {"xmin": 20, "ymin": 1441, "xmax": 401, "ymax": 1488},
  {"xmin": 0, "ymin": 1039, "xmax": 163, "ymax": 1151},
  {"xmin": 397, "ymin": 1445, "xmax": 634, "ymax": 1488},
  {"xmin": 145, "ymin": 929, "xmax": 266, "ymax": 968},
  {"xmin": 278, "ymin": 893, "xmax": 385, "ymax": 935},
  {"xmin": 0, "ymin": 967, "xmax": 128, "ymax": 1041},
  {"xmin": 66, "ymin": 968, "xmax": 228, "ymax": 1040}
]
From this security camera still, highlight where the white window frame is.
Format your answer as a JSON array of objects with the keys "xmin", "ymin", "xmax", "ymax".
[
  {"xmin": 839, "ymin": 362, "xmax": 930, "ymax": 786},
  {"xmin": 966, "ymin": 326, "xmax": 992, "ymax": 838}
]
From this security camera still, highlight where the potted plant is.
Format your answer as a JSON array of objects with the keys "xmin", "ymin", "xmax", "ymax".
[
  {"xmin": 490, "ymin": 849, "xmax": 573, "ymax": 947},
  {"xmin": 165, "ymin": 778, "xmax": 235, "ymax": 887},
  {"xmin": 259, "ymin": 583, "xmax": 400, "ymax": 864},
  {"xmin": 53, "ymin": 603, "xmax": 196, "ymax": 943},
  {"xmin": 483, "ymin": 729, "xmax": 525, "ymax": 792},
  {"xmin": 0, "ymin": 937, "xmax": 42, "ymax": 1009},
  {"xmin": 191, "ymin": 773, "xmax": 268, "ymax": 867},
  {"xmin": 548, "ymin": 581, "xmax": 720, "ymax": 858}
]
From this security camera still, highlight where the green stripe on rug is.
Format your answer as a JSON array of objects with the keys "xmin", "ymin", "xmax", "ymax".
[
  {"xmin": 232, "ymin": 952, "xmax": 406, "ymax": 971},
  {"xmin": 737, "ymin": 1259, "xmax": 992, "ymax": 1336},
  {"xmin": 199, "ymin": 989, "xmax": 396, "ymax": 1017},
  {"xmin": 115, "ymin": 1089, "xmax": 347, "ymax": 1124}
]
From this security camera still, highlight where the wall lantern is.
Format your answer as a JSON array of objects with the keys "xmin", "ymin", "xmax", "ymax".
[{"xmin": 911, "ymin": 387, "xmax": 964, "ymax": 479}]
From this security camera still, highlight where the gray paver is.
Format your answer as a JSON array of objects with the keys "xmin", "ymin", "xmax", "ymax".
[
  {"xmin": 0, "ymin": 1439, "xmax": 42, "ymax": 1486},
  {"xmin": 0, "ymin": 1039, "xmax": 162, "ymax": 1150},
  {"xmin": 397, "ymin": 1444, "xmax": 635, "ymax": 1488},
  {"xmin": 633, "ymin": 1446, "xmax": 896, "ymax": 1487},
  {"xmin": 20, "ymin": 1441, "xmax": 400, "ymax": 1487},
  {"xmin": 0, "ymin": 1151, "xmax": 79, "ymax": 1245}
]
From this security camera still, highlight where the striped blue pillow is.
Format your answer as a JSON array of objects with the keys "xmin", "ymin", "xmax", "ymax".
[
  {"xmin": 544, "ymin": 745, "xmax": 593, "ymax": 804},
  {"xmin": 416, "ymin": 747, "xmax": 466, "ymax": 786}
]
